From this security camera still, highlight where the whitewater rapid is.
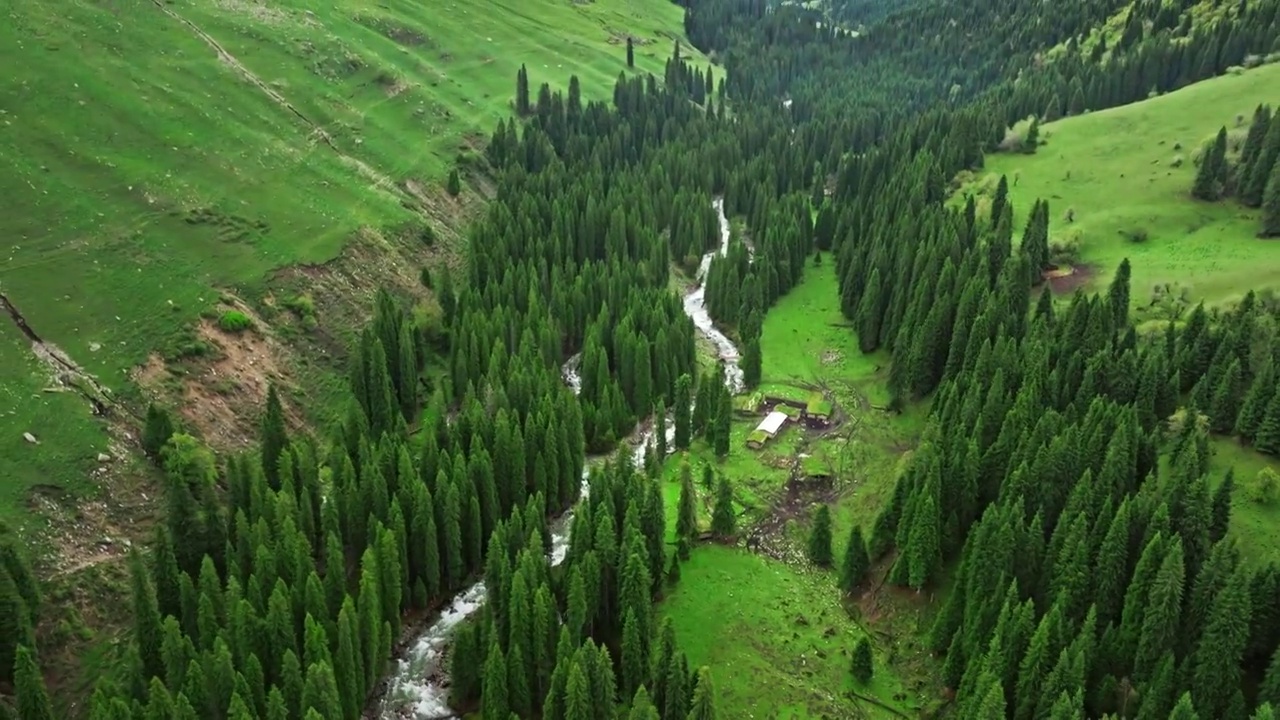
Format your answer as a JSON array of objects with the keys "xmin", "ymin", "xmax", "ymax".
[{"xmin": 376, "ymin": 197, "xmax": 744, "ymax": 719}]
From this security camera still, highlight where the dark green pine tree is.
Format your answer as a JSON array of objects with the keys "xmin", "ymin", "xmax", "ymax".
[
  {"xmin": 1262, "ymin": 156, "xmax": 1280, "ymax": 237},
  {"xmin": 1107, "ymin": 258, "xmax": 1131, "ymax": 329},
  {"xmin": 674, "ymin": 375, "xmax": 692, "ymax": 450},
  {"xmin": 838, "ymin": 525, "xmax": 869, "ymax": 593},
  {"xmin": 711, "ymin": 474, "xmax": 735, "ymax": 539},
  {"xmin": 516, "ymin": 64, "xmax": 530, "ymax": 116},
  {"xmin": 856, "ymin": 269, "xmax": 883, "ymax": 353},
  {"xmin": 655, "ymin": 400, "xmax": 669, "ymax": 466},
  {"xmin": 1190, "ymin": 569, "xmax": 1253, "ymax": 718},
  {"xmin": 621, "ymin": 610, "xmax": 646, "ymax": 700},
  {"xmin": 1236, "ymin": 365, "xmax": 1276, "ymax": 442},
  {"xmin": 626, "ymin": 37, "xmax": 635, "ymax": 68},
  {"xmin": 261, "ymin": 384, "xmax": 289, "ymax": 490},
  {"xmin": 14, "ymin": 645, "xmax": 55, "ymax": 720},
  {"xmin": 1244, "ymin": 116, "xmax": 1280, "ymax": 206},
  {"xmin": 807, "ymin": 505, "xmax": 833, "ymax": 567},
  {"xmin": 850, "ymin": 637, "xmax": 873, "ymax": 684},
  {"xmin": 1192, "ymin": 127, "xmax": 1229, "ymax": 201},
  {"xmin": 629, "ymin": 686, "xmax": 659, "ymax": 720},
  {"xmin": 686, "ymin": 667, "xmax": 718, "ymax": 720},
  {"xmin": 1168, "ymin": 692, "xmax": 1200, "ymax": 720},
  {"xmin": 1208, "ymin": 359, "xmax": 1245, "ymax": 433},
  {"xmin": 141, "ymin": 403, "xmax": 175, "ymax": 461},
  {"xmin": 1257, "ymin": 391, "xmax": 1280, "ymax": 456},
  {"xmin": 129, "ymin": 548, "xmax": 165, "ymax": 684},
  {"xmin": 991, "ymin": 175, "xmax": 1010, "ymax": 227},
  {"xmin": 482, "ymin": 640, "xmax": 509, "ymax": 720},
  {"xmin": 446, "ymin": 168, "xmax": 462, "ymax": 197},
  {"xmin": 713, "ymin": 385, "xmax": 731, "ymax": 458},
  {"xmin": 676, "ymin": 461, "xmax": 698, "ymax": 553},
  {"xmin": 742, "ymin": 335, "xmax": 761, "ymax": 389}
]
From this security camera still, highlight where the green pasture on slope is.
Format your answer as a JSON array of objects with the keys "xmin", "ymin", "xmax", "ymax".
[
  {"xmin": 661, "ymin": 545, "xmax": 922, "ymax": 718},
  {"xmin": 960, "ymin": 63, "xmax": 1280, "ymax": 309},
  {"xmin": 0, "ymin": 0, "xmax": 701, "ymax": 518}
]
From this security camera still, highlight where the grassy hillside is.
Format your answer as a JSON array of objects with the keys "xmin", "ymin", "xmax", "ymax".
[
  {"xmin": 957, "ymin": 63, "xmax": 1280, "ymax": 311},
  {"xmin": 0, "ymin": 0, "xmax": 703, "ymax": 523}
]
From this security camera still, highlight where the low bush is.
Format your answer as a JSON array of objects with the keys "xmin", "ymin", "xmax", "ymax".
[
  {"xmin": 218, "ymin": 310, "xmax": 253, "ymax": 333},
  {"xmin": 1122, "ymin": 226, "xmax": 1150, "ymax": 244}
]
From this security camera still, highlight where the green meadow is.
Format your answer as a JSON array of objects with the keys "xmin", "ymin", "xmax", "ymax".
[
  {"xmin": 959, "ymin": 62, "xmax": 1280, "ymax": 310},
  {"xmin": 0, "ymin": 0, "xmax": 703, "ymax": 518}
]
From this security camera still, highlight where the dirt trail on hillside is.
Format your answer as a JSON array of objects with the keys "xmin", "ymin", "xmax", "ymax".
[{"xmin": 148, "ymin": 0, "xmax": 410, "ymax": 201}]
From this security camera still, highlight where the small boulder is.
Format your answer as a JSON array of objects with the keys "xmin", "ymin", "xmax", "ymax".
[
  {"xmin": 22, "ymin": 432, "xmax": 37, "ymax": 444},
  {"xmin": 97, "ymin": 453, "xmax": 112, "ymax": 463}
]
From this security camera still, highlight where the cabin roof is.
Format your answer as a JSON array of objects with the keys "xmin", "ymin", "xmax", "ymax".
[{"xmin": 756, "ymin": 410, "xmax": 788, "ymax": 436}]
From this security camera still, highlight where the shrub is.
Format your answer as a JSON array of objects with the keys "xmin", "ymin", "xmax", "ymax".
[
  {"xmin": 282, "ymin": 293, "xmax": 315, "ymax": 319},
  {"xmin": 1171, "ymin": 155, "xmax": 1184, "ymax": 168},
  {"xmin": 218, "ymin": 310, "xmax": 252, "ymax": 333},
  {"xmin": 1122, "ymin": 227, "xmax": 1150, "ymax": 244},
  {"xmin": 1254, "ymin": 468, "xmax": 1280, "ymax": 506},
  {"xmin": 1049, "ymin": 228, "xmax": 1084, "ymax": 264}
]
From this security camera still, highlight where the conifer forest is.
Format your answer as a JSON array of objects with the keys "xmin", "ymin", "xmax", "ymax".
[{"xmin": 4, "ymin": 0, "xmax": 1280, "ymax": 719}]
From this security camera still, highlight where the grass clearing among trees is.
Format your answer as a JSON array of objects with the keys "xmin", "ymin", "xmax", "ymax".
[{"xmin": 958, "ymin": 62, "xmax": 1280, "ymax": 310}]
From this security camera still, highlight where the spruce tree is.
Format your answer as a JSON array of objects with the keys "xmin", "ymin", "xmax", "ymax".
[
  {"xmin": 742, "ymin": 336, "xmax": 762, "ymax": 389},
  {"xmin": 686, "ymin": 667, "xmax": 718, "ymax": 720},
  {"xmin": 516, "ymin": 64, "xmax": 530, "ymax": 116},
  {"xmin": 807, "ymin": 505, "xmax": 833, "ymax": 567},
  {"xmin": 129, "ymin": 549, "xmax": 165, "ymax": 684},
  {"xmin": 446, "ymin": 168, "xmax": 461, "ymax": 197},
  {"xmin": 713, "ymin": 387, "xmax": 731, "ymax": 458},
  {"xmin": 1257, "ymin": 391, "xmax": 1280, "ymax": 455},
  {"xmin": 261, "ymin": 384, "xmax": 289, "ymax": 490},
  {"xmin": 1262, "ymin": 156, "xmax": 1280, "ymax": 237},
  {"xmin": 676, "ymin": 461, "xmax": 698, "ymax": 552},
  {"xmin": 142, "ymin": 403, "xmax": 175, "ymax": 461},
  {"xmin": 674, "ymin": 375, "xmax": 692, "ymax": 450},
  {"xmin": 482, "ymin": 640, "xmax": 510, "ymax": 720},
  {"xmin": 850, "ymin": 638, "xmax": 873, "ymax": 684},
  {"xmin": 838, "ymin": 525, "xmax": 869, "ymax": 593},
  {"xmin": 14, "ymin": 645, "xmax": 55, "ymax": 720},
  {"xmin": 1192, "ymin": 127, "xmax": 1228, "ymax": 201},
  {"xmin": 626, "ymin": 37, "xmax": 635, "ymax": 68},
  {"xmin": 1168, "ymin": 692, "xmax": 1200, "ymax": 720},
  {"xmin": 1245, "ymin": 116, "xmax": 1280, "ymax": 206},
  {"xmin": 710, "ymin": 475, "xmax": 735, "ymax": 539}
]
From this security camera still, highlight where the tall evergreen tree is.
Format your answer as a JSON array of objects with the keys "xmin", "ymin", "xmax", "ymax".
[
  {"xmin": 807, "ymin": 505, "xmax": 833, "ymax": 567},
  {"xmin": 1262, "ymin": 156, "xmax": 1280, "ymax": 237},
  {"xmin": 850, "ymin": 637, "xmax": 873, "ymax": 684},
  {"xmin": 1193, "ymin": 127, "xmax": 1229, "ymax": 201},
  {"xmin": 838, "ymin": 525, "xmax": 869, "ymax": 593},
  {"xmin": 674, "ymin": 375, "xmax": 692, "ymax": 450},
  {"xmin": 261, "ymin": 384, "xmax": 289, "ymax": 490},
  {"xmin": 710, "ymin": 475, "xmax": 735, "ymax": 539},
  {"xmin": 14, "ymin": 645, "xmax": 55, "ymax": 720}
]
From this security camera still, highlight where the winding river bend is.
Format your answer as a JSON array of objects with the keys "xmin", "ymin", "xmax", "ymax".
[{"xmin": 377, "ymin": 198, "xmax": 743, "ymax": 719}]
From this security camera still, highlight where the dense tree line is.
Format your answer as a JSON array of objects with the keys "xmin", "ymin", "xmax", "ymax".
[{"xmin": 1192, "ymin": 105, "xmax": 1280, "ymax": 237}]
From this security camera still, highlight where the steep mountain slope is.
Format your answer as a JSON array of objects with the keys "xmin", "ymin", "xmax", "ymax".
[{"xmin": 0, "ymin": 0, "xmax": 702, "ymax": 523}]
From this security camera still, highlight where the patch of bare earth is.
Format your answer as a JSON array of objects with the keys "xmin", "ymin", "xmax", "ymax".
[
  {"xmin": 746, "ymin": 475, "xmax": 839, "ymax": 564},
  {"xmin": 133, "ymin": 298, "xmax": 302, "ymax": 453},
  {"xmin": 1043, "ymin": 263, "xmax": 1096, "ymax": 295}
]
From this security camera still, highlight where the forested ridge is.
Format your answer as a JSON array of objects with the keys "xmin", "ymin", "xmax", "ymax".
[{"xmin": 3, "ymin": 0, "xmax": 1280, "ymax": 717}]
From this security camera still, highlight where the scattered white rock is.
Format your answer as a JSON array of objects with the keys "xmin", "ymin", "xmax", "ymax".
[
  {"xmin": 22, "ymin": 432, "xmax": 37, "ymax": 444},
  {"xmin": 97, "ymin": 453, "xmax": 112, "ymax": 463},
  {"xmin": 89, "ymin": 342, "xmax": 102, "ymax": 352}
]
